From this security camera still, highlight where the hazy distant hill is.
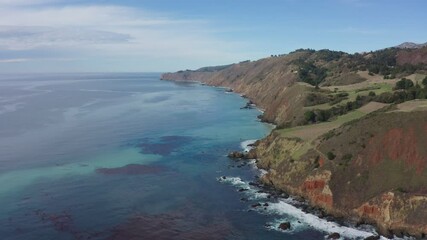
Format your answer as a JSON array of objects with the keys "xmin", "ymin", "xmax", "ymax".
[{"xmin": 395, "ymin": 42, "xmax": 427, "ymax": 49}]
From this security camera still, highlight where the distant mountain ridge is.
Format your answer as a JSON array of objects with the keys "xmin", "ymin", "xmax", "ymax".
[{"xmin": 395, "ymin": 42, "xmax": 427, "ymax": 49}]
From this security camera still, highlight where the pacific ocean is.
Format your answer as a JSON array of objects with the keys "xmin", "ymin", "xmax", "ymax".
[{"xmin": 0, "ymin": 73, "xmax": 377, "ymax": 239}]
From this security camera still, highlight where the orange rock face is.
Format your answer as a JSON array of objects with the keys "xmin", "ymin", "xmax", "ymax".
[
  {"xmin": 303, "ymin": 180, "xmax": 326, "ymax": 190},
  {"xmin": 318, "ymin": 158, "xmax": 325, "ymax": 168},
  {"xmin": 300, "ymin": 171, "xmax": 333, "ymax": 209},
  {"xmin": 358, "ymin": 204, "xmax": 381, "ymax": 218},
  {"xmin": 313, "ymin": 194, "xmax": 334, "ymax": 208}
]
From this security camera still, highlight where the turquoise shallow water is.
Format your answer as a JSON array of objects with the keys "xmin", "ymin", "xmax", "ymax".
[{"xmin": 0, "ymin": 73, "xmax": 379, "ymax": 240}]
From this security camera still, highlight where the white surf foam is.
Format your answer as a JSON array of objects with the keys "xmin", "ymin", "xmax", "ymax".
[
  {"xmin": 217, "ymin": 176, "xmax": 403, "ymax": 240},
  {"xmin": 217, "ymin": 176, "xmax": 269, "ymax": 200},
  {"xmin": 240, "ymin": 139, "xmax": 257, "ymax": 152},
  {"xmin": 266, "ymin": 201, "xmax": 385, "ymax": 239},
  {"xmin": 218, "ymin": 176, "xmax": 246, "ymax": 186},
  {"xmin": 258, "ymin": 169, "xmax": 268, "ymax": 176}
]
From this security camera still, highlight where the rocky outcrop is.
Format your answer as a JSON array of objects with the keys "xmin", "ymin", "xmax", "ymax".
[
  {"xmin": 278, "ymin": 222, "xmax": 291, "ymax": 231},
  {"xmin": 327, "ymin": 232, "xmax": 341, "ymax": 239},
  {"xmin": 227, "ymin": 151, "xmax": 245, "ymax": 159},
  {"xmin": 356, "ymin": 193, "xmax": 427, "ymax": 238},
  {"xmin": 227, "ymin": 149, "xmax": 257, "ymax": 160},
  {"xmin": 301, "ymin": 171, "xmax": 333, "ymax": 210}
]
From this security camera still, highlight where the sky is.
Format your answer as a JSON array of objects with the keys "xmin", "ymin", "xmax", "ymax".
[{"xmin": 0, "ymin": 0, "xmax": 426, "ymax": 73}]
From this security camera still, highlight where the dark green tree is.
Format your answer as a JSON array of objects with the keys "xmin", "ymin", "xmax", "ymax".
[
  {"xmin": 395, "ymin": 78, "xmax": 414, "ymax": 90},
  {"xmin": 327, "ymin": 152, "xmax": 336, "ymax": 160},
  {"xmin": 304, "ymin": 111, "xmax": 316, "ymax": 123}
]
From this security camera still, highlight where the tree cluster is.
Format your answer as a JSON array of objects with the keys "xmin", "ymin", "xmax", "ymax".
[
  {"xmin": 374, "ymin": 77, "xmax": 427, "ymax": 103},
  {"xmin": 304, "ymin": 95, "xmax": 372, "ymax": 124},
  {"xmin": 304, "ymin": 76, "xmax": 427, "ymax": 125},
  {"xmin": 295, "ymin": 60, "xmax": 327, "ymax": 86},
  {"xmin": 316, "ymin": 49, "xmax": 346, "ymax": 62}
]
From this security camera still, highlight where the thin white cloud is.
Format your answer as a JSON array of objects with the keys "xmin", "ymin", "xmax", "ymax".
[
  {"xmin": 0, "ymin": 5, "xmax": 187, "ymax": 27},
  {"xmin": 0, "ymin": 0, "xmax": 59, "ymax": 6},
  {"xmin": 0, "ymin": 58, "xmax": 30, "ymax": 63},
  {"xmin": 0, "ymin": 58, "xmax": 77, "ymax": 63},
  {"xmin": 0, "ymin": 26, "xmax": 131, "ymax": 50},
  {"xmin": 0, "ymin": 4, "xmax": 246, "ymax": 70}
]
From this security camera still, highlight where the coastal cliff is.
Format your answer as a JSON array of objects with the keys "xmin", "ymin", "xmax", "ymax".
[
  {"xmin": 162, "ymin": 47, "xmax": 427, "ymax": 238},
  {"xmin": 256, "ymin": 110, "xmax": 427, "ymax": 238},
  {"xmin": 163, "ymin": 53, "xmax": 302, "ymax": 126}
]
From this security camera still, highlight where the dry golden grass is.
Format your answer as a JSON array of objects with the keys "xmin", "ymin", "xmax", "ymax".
[
  {"xmin": 358, "ymin": 102, "xmax": 389, "ymax": 113},
  {"xmin": 321, "ymin": 71, "xmax": 396, "ymax": 93},
  {"xmin": 393, "ymin": 100, "xmax": 427, "ymax": 112},
  {"xmin": 280, "ymin": 102, "xmax": 389, "ymax": 142},
  {"xmin": 405, "ymin": 73, "xmax": 427, "ymax": 83}
]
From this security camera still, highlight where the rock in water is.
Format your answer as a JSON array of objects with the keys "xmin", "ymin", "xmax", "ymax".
[
  {"xmin": 227, "ymin": 151, "xmax": 244, "ymax": 159},
  {"xmin": 364, "ymin": 236, "xmax": 380, "ymax": 240},
  {"xmin": 241, "ymin": 100, "xmax": 255, "ymax": 109},
  {"xmin": 327, "ymin": 232, "xmax": 341, "ymax": 239},
  {"xmin": 279, "ymin": 222, "xmax": 291, "ymax": 231},
  {"xmin": 251, "ymin": 203, "xmax": 261, "ymax": 208}
]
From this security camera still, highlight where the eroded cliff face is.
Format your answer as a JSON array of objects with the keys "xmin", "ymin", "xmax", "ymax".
[
  {"xmin": 256, "ymin": 111, "xmax": 427, "ymax": 238},
  {"xmin": 256, "ymin": 133, "xmax": 335, "ymax": 210},
  {"xmin": 356, "ymin": 193, "xmax": 427, "ymax": 237}
]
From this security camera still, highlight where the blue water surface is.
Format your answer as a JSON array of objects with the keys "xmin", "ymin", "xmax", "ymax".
[{"xmin": 0, "ymin": 73, "xmax": 329, "ymax": 240}]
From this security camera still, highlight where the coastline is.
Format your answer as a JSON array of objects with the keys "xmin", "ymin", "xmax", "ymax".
[
  {"xmin": 163, "ymin": 77, "xmax": 390, "ymax": 239},
  {"xmin": 160, "ymin": 46, "xmax": 427, "ymax": 239}
]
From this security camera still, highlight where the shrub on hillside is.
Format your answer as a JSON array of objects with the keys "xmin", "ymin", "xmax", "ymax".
[
  {"xmin": 327, "ymin": 152, "xmax": 336, "ymax": 160},
  {"xmin": 304, "ymin": 110, "xmax": 316, "ymax": 123},
  {"xmin": 394, "ymin": 78, "xmax": 414, "ymax": 90}
]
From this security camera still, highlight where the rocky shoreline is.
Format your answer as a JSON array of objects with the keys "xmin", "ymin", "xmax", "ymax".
[
  {"xmin": 225, "ymin": 149, "xmax": 383, "ymax": 240},
  {"xmin": 166, "ymin": 78, "xmax": 394, "ymax": 239},
  {"xmin": 222, "ymin": 93, "xmax": 386, "ymax": 239},
  {"xmin": 162, "ymin": 70, "xmax": 427, "ymax": 239}
]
